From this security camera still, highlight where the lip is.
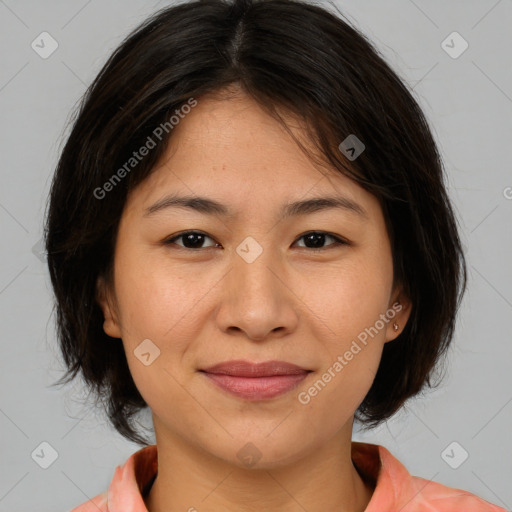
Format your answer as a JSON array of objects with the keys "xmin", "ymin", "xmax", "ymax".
[
  {"xmin": 202, "ymin": 360, "xmax": 309, "ymax": 377},
  {"xmin": 200, "ymin": 360, "xmax": 311, "ymax": 400}
]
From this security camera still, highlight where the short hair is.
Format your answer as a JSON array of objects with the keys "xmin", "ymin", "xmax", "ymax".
[{"xmin": 45, "ymin": 0, "xmax": 467, "ymax": 445}]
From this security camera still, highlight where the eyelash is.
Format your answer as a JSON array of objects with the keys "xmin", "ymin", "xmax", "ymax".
[{"xmin": 162, "ymin": 230, "xmax": 349, "ymax": 252}]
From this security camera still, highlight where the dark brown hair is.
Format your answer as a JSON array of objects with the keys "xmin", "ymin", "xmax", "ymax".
[{"xmin": 45, "ymin": 0, "xmax": 467, "ymax": 445}]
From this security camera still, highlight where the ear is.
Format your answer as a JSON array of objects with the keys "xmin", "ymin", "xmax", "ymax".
[
  {"xmin": 384, "ymin": 287, "xmax": 412, "ymax": 343},
  {"xmin": 96, "ymin": 275, "xmax": 122, "ymax": 339}
]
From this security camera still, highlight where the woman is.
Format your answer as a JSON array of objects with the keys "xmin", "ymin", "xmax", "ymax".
[{"xmin": 44, "ymin": 0, "xmax": 506, "ymax": 510}]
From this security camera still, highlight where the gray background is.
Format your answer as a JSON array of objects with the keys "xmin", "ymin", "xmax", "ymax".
[{"xmin": 0, "ymin": 0, "xmax": 511, "ymax": 511}]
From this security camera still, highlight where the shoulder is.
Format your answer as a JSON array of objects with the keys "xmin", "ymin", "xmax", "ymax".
[
  {"xmin": 353, "ymin": 442, "xmax": 507, "ymax": 512},
  {"xmin": 68, "ymin": 444, "xmax": 157, "ymax": 512},
  {"xmin": 69, "ymin": 491, "xmax": 108, "ymax": 512},
  {"xmin": 407, "ymin": 475, "xmax": 507, "ymax": 511}
]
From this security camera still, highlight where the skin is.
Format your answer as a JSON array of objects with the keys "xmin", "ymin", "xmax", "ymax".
[{"xmin": 97, "ymin": 87, "xmax": 411, "ymax": 512}]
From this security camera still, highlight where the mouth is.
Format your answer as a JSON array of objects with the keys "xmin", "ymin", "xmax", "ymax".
[{"xmin": 199, "ymin": 360, "xmax": 312, "ymax": 401}]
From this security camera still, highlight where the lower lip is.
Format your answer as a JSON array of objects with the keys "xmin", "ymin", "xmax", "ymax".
[{"xmin": 202, "ymin": 372, "xmax": 309, "ymax": 400}]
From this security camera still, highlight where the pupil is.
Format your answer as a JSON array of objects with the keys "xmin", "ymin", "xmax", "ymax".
[
  {"xmin": 306, "ymin": 233, "xmax": 325, "ymax": 248},
  {"xmin": 185, "ymin": 233, "xmax": 204, "ymax": 248}
]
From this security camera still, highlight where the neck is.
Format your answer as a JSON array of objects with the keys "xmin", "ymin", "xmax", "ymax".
[{"xmin": 144, "ymin": 425, "xmax": 374, "ymax": 512}]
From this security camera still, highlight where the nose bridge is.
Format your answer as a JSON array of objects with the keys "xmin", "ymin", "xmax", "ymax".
[
  {"xmin": 214, "ymin": 233, "xmax": 298, "ymax": 340},
  {"xmin": 232, "ymin": 233, "xmax": 282, "ymax": 303}
]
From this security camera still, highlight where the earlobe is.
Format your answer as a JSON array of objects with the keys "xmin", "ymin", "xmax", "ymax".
[
  {"xmin": 96, "ymin": 276, "xmax": 122, "ymax": 339},
  {"xmin": 385, "ymin": 295, "xmax": 412, "ymax": 342}
]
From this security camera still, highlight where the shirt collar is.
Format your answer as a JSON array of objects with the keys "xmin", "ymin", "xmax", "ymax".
[{"xmin": 108, "ymin": 444, "xmax": 157, "ymax": 512}]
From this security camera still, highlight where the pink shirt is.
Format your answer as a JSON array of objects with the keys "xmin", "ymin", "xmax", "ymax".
[{"xmin": 70, "ymin": 442, "xmax": 506, "ymax": 512}]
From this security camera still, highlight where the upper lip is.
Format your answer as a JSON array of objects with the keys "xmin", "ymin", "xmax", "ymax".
[{"xmin": 201, "ymin": 360, "xmax": 310, "ymax": 377}]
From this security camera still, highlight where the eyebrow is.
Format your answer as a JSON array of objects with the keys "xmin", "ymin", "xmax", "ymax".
[{"xmin": 143, "ymin": 193, "xmax": 368, "ymax": 220}]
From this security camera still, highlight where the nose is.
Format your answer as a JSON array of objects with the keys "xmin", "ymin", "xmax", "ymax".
[{"xmin": 214, "ymin": 244, "xmax": 299, "ymax": 342}]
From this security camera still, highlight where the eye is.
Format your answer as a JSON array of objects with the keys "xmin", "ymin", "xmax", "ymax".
[
  {"xmin": 293, "ymin": 231, "xmax": 348, "ymax": 251},
  {"xmin": 163, "ymin": 230, "xmax": 219, "ymax": 250},
  {"xmin": 163, "ymin": 230, "xmax": 348, "ymax": 252}
]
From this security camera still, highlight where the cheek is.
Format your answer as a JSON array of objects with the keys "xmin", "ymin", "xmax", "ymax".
[
  {"xmin": 112, "ymin": 246, "xmax": 218, "ymax": 404},
  {"xmin": 298, "ymin": 254, "xmax": 393, "ymax": 344},
  {"xmin": 294, "ymin": 250, "xmax": 392, "ymax": 410},
  {"xmin": 296, "ymin": 271, "xmax": 389, "ymax": 432},
  {"xmin": 113, "ymin": 244, "xmax": 202, "ymax": 340}
]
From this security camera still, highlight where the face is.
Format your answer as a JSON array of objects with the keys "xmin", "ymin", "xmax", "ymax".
[{"xmin": 97, "ymin": 89, "xmax": 410, "ymax": 468}]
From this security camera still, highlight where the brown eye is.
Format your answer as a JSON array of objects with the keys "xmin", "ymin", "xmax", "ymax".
[
  {"xmin": 163, "ymin": 230, "xmax": 348, "ymax": 252},
  {"xmin": 164, "ymin": 231, "xmax": 219, "ymax": 250},
  {"xmin": 293, "ymin": 231, "xmax": 348, "ymax": 251}
]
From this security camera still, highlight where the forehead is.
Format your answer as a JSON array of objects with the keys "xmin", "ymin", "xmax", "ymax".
[
  {"xmin": 124, "ymin": 92, "xmax": 380, "ymax": 221},
  {"xmin": 164, "ymin": 93, "xmax": 322, "ymax": 179}
]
